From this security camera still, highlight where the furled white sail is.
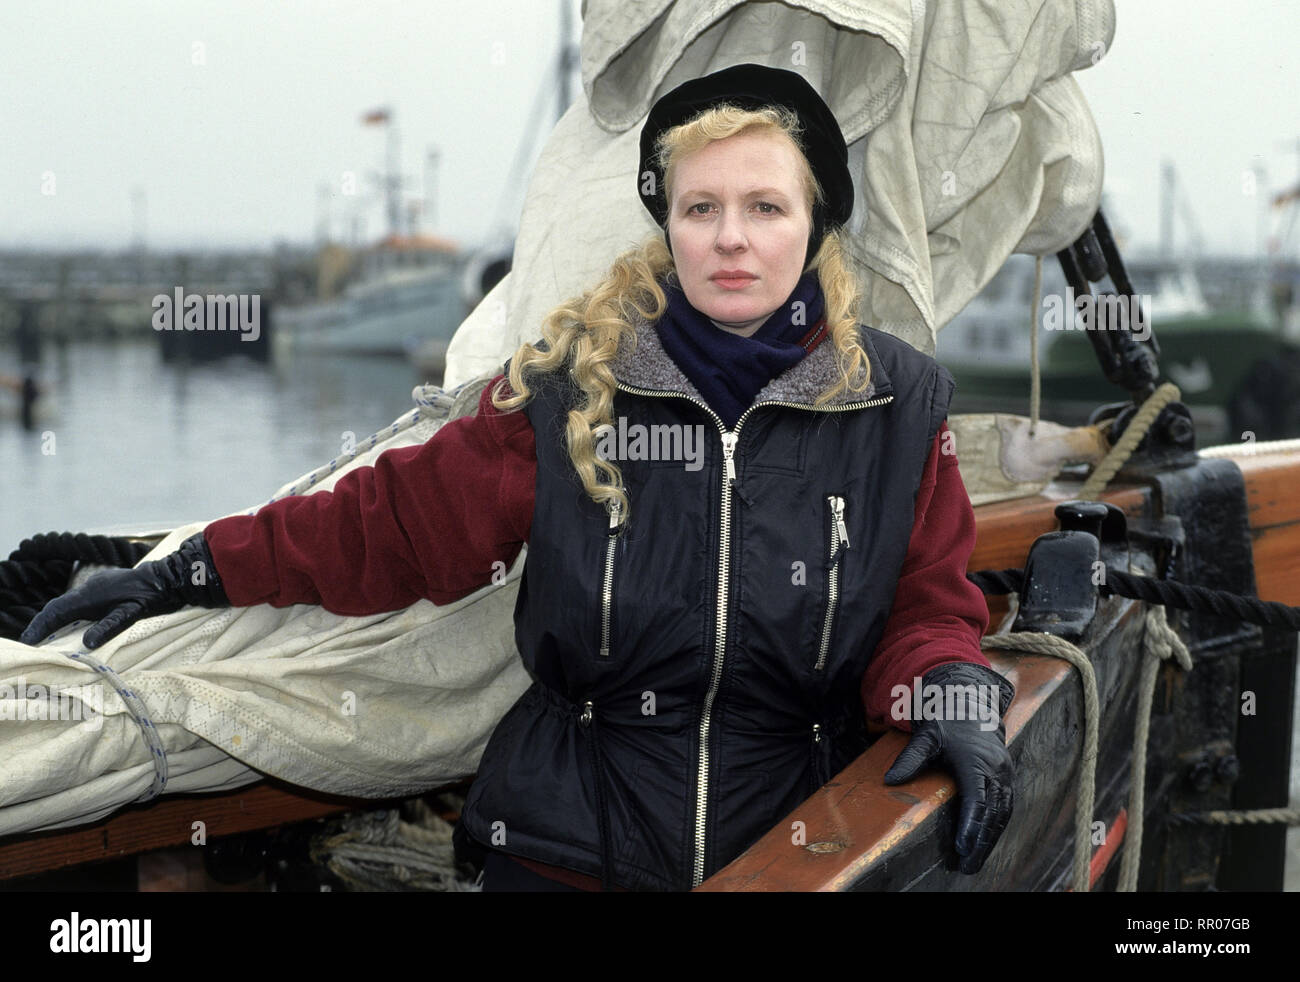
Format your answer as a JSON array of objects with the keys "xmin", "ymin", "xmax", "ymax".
[{"xmin": 446, "ymin": 0, "xmax": 1113, "ymax": 386}]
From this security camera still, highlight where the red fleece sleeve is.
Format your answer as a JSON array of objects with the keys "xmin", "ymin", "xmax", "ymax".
[
  {"xmin": 861, "ymin": 420, "xmax": 991, "ymax": 731},
  {"xmin": 203, "ymin": 377, "xmax": 536, "ymax": 615}
]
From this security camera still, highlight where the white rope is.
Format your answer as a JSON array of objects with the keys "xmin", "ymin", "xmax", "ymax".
[
  {"xmin": 65, "ymin": 648, "xmax": 169, "ymax": 801},
  {"xmin": 1117, "ymin": 604, "xmax": 1192, "ymax": 891},
  {"xmin": 981, "ymin": 630, "xmax": 1096, "ymax": 892},
  {"xmin": 1077, "ymin": 382, "xmax": 1182, "ymax": 500},
  {"xmin": 251, "ymin": 381, "xmax": 479, "ymax": 510},
  {"xmin": 308, "ymin": 796, "xmax": 481, "ymax": 892},
  {"xmin": 981, "ymin": 601, "xmax": 1193, "ymax": 893}
]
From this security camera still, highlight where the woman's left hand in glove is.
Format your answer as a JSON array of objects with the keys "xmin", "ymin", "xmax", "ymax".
[{"xmin": 882, "ymin": 661, "xmax": 1015, "ymax": 875}]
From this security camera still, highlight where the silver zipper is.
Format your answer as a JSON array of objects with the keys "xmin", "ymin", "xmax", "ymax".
[
  {"xmin": 599, "ymin": 500, "xmax": 622, "ymax": 657},
  {"xmin": 614, "ymin": 380, "xmax": 893, "ymax": 887},
  {"xmin": 815, "ymin": 495, "xmax": 850, "ymax": 671}
]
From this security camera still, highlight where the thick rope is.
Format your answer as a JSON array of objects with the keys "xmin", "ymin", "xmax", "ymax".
[
  {"xmin": 1077, "ymin": 381, "xmax": 1182, "ymax": 499},
  {"xmin": 981, "ymin": 604, "xmax": 1193, "ymax": 893},
  {"xmin": 1104, "ymin": 569, "xmax": 1300, "ymax": 630},
  {"xmin": 1, "ymin": 534, "xmax": 155, "ymax": 641},
  {"xmin": 980, "ymin": 630, "xmax": 1097, "ymax": 893},
  {"xmin": 1168, "ymin": 807, "xmax": 1300, "ymax": 827},
  {"xmin": 8, "ymin": 531, "xmax": 153, "ymax": 568},
  {"xmin": 972, "ymin": 566, "xmax": 1300, "ymax": 876},
  {"xmin": 1117, "ymin": 604, "xmax": 1192, "ymax": 891},
  {"xmin": 308, "ymin": 796, "xmax": 481, "ymax": 892},
  {"xmin": 969, "ymin": 567, "xmax": 1300, "ymax": 633}
]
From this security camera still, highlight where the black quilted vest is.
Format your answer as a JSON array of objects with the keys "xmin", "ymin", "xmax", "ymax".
[{"xmin": 461, "ymin": 315, "xmax": 955, "ymax": 891}]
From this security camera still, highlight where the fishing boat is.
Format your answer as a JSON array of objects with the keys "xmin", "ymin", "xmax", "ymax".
[
  {"xmin": 0, "ymin": 0, "xmax": 1295, "ymax": 894},
  {"xmin": 273, "ymin": 234, "xmax": 467, "ymax": 362},
  {"xmin": 273, "ymin": 103, "xmax": 470, "ymax": 363}
]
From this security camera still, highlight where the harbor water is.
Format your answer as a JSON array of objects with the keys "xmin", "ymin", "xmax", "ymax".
[{"xmin": 2, "ymin": 339, "xmax": 431, "ymax": 552}]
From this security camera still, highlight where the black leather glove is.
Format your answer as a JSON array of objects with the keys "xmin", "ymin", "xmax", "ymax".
[
  {"xmin": 882, "ymin": 661, "xmax": 1015, "ymax": 875},
  {"xmin": 18, "ymin": 532, "xmax": 230, "ymax": 650}
]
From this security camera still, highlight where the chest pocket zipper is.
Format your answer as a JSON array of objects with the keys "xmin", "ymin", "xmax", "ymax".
[
  {"xmin": 815, "ymin": 495, "xmax": 849, "ymax": 672},
  {"xmin": 599, "ymin": 500, "xmax": 622, "ymax": 658}
]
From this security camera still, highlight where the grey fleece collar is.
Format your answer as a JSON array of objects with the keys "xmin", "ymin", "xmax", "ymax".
[{"xmin": 608, "ymin": 314, "xmax": 893, "ymax": 410}]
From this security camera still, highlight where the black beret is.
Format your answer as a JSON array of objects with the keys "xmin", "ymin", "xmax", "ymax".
[{"xmin": 637, "ymin": 63, "xmax": 854, "ymax": 261}]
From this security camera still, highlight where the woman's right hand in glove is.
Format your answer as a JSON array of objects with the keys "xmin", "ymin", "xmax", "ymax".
[{"xmin": 18, "ymin": 532, "xmax": 230, "ymax": 650}]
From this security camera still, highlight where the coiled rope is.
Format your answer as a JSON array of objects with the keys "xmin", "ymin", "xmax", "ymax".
[
  {"xmin": 0, "ymin": 533, "xmax": 153, "ymax": 640},
  {"xmin": 307, "ymin": 795, "xmax": 481, "ymax": 892},
  {"xmin": 979, "ymin": 604, "xmax": 1193, "ymax": 892}
]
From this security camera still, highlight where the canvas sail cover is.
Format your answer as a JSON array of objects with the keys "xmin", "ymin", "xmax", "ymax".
[
  {"xmin": 445, "ymin": 0, "xmax": 1114, "ymax": 386},
  {"xmin": 1, "ymin": 0, "xmax": 1114, "ymax": 838}
]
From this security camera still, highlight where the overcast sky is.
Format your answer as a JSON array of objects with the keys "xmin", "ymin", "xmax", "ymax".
[{"xmin": 2, "ymin": 0, "xmax": 1297, "ymax": 258}]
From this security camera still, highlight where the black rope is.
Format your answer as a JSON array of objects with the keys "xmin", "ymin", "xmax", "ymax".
[
  {"xmin": 0, "ymin": 532, "xmax": 155, "ymax": 642},
  {"xmin": 1104, "ymin": 569, "xmax": 1300, "ymax": 630},
  {"xmin": 967, "ymin": 568, "xmax": 1025, "ymax": 598},
  {"xmin": 968, "ymin": 566, "xmax": 1300, "ymax": 631},
  {"xmin": 9, "ymin": 531, "xmax": 153, "ymax": 568},
  {"xmin": 1166, "ymin": 809, "xmax": 1300, "ymax": 828}
]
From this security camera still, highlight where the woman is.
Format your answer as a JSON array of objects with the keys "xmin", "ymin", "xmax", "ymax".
[{"xmin": 20, "ymin": 64, "xmax": 1014, "ymax": 892}]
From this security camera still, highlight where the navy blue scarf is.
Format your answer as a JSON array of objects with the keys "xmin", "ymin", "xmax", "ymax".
[{"xmin": 655, "ymin": 271, "xmax": 825, "ymax": 429}]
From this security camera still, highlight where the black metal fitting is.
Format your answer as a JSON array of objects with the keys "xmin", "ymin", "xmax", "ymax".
[
  {"xmin": 1186, "ymin": 752, "xmax": 1215, "ymax": 793},
  {"xmin": 1013, "ymin": 530, "xmax": 1101, "ymax": 641}
]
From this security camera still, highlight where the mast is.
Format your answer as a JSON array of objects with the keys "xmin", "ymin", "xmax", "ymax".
[
  {"xmin": 385, "ymin": 110, "xmax": 401, "ymax": 237},
  {"xmin": 360, "ymin": 106, "xmax": 401, "ymax": 238}
]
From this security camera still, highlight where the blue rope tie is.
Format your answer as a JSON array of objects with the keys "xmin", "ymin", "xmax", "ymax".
[{"xmin": 64, "ymin": 649, "xmax": 168, "ymax": 801}]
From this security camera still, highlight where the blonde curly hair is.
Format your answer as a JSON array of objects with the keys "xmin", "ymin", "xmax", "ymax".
[{"xmin": 491, "ymin": 103, "xmax": 870, "ymax": 524}]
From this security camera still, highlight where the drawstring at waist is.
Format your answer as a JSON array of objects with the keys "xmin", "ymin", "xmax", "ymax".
[{"xmin": 579, "ymin": 699, "xmax": 615, "ymax": 891}]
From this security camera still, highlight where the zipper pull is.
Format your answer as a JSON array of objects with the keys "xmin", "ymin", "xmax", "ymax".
[
  {"xmin": 720, "ymin": 431, "xmax": 754, "ymax": 505},
  {"xmin": 721, "ymin": 432, "xmax": 738, "ymax": 485},
  {"xmin": 832, "ymin": 496, "xmax": 850, "ymax": 550},
  {"xmin": 827, "ymin": 496, "xmax": 850, "ymax": 567},
  {"xmin": 606, "ymin": 500, "xmax": 622, "ymax": 536},
  {"xmin": 580, "ymin": 700, "xmax": 594, "ymax": 727},
  {"xmin": 812, "ymin": 722, "xmax": 822, "ymax": 744}
]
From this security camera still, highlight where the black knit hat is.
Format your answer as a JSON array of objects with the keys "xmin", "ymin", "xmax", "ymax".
[{"xmin": 637, "ymin": 63, "xmax": 854, "ymax": 263}]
